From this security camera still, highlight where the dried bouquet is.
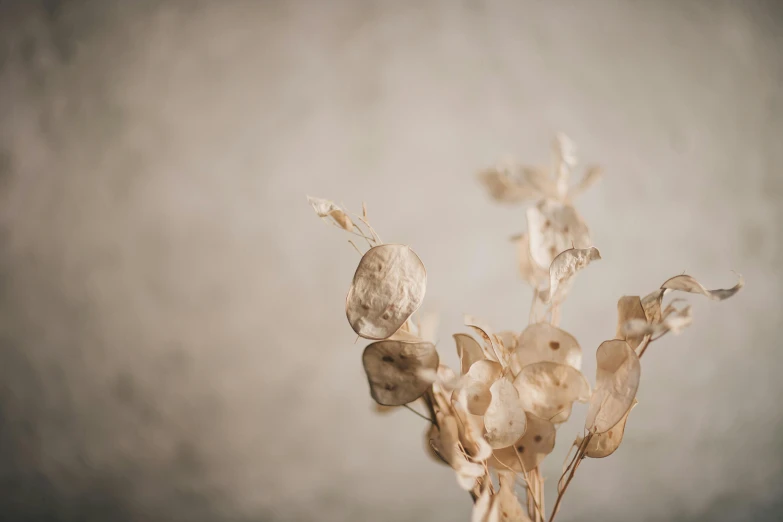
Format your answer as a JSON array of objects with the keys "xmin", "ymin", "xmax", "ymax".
[{"xmin": 307, "ymin": 134, "xmax": 742, "ymax": 521}]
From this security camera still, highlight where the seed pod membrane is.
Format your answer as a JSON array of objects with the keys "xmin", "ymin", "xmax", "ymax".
[
  {"xmin": 585, "ymin": 340, "xmax": 640, "ymax": 434},
  {"xmin": 362, "ymin": 340, "xmax": 439, "ymax": 406}
]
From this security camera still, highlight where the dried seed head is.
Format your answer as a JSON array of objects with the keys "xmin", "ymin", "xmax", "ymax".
[
  {"xmin": 483, "ymin": 378, "xmax": 528, "ymax": 448},
  {"xmin": 346, "ymin": 244, "xmax": 426, "ymax": 340},
  {"xmin": 362, "ymin": 340, "xmax": 439, "ymax": 406},
  {"xmin": 585, "ymin": 340, "xmax": 640, "ymax": 433},
  {"xmin": 513, "ymin": 361, "xmax": 591, "ymax": 422},
  {"xmin": 515, "ymin": 323, "xmax": 582, "ymax": 370},
  {"xmin": 306, "ymin": 195, "xmax": 354, "ymax": 231},
  {"xmin": 490, "ymin": 412, "xmax": 556, "ymax": 473}
]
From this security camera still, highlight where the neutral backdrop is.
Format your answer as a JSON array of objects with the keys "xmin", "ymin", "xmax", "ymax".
[{"xmin": 1, "ymin": 1, "xmax": 782, "ymax": 521}]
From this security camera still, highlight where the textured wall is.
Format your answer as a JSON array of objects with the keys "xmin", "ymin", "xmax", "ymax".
[{"xmin": 1, "ymin": 1, "xmax": 782, "ymax": 521}]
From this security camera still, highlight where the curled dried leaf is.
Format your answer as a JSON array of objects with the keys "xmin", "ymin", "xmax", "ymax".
[
  {"xmin": 661, "ymin": 274, "xmax": 744, "ymax": 301},
  {"xmin": 455, "ymin": 333, "xmax": 486, "ymax": 375},
  {"xmin": 490, "ymin": 412, "xmax": 556, "ymax": 473},
  {"xmin": 616, "ymin": 296, "xmax": 647, "ymax": 350},
  {"xmin": 515, "ymin": 323, "xmax": 582, "ymax": 370},
  {"xmin": 585, "ymin": 340, "xmax": 640, "ymax": 434},
  {"xmin": 582, "ymin": 399, "xmax": 638, "ymax": 458},
  {"xmin": 527, "ymin": 200, "xmax": 591, "ymax": 271},
  {"xmin": 514, "ymin": 362, "xmax": 591, "ymax": 423},
  {"xmin": 346, "ymin": 244, "xmax": 426, "ymax": 340},
  {"xmin": 484, "ymin": 378, "xmax": 527, "ymax": 448},
  {"xmin": 540, "ymin": 246, "xmax": 601, "ymax": 304},
  {"xmin": 362, "ymin": 341, "xmax": 439, "ymax": 406},
  {"xmin": 464, "ymin": 315, "xmax": 501, "ymax": 362}
]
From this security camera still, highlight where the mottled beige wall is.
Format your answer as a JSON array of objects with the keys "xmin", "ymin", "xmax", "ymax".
[{"xmin": 1, "ymin": 1, "xmax": 781, "ymax": 521}]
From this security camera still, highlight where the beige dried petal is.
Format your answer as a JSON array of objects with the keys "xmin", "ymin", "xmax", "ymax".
[
  {"xmin": 467, "ymin": 360, "xmax": 504, "ymax": 384},
  {"xmin": 464, "ymin": 315, "xmax": 501, "ymax": 362},
  {"xmin": 585, "ymin": 340, "xmax": 640, "ymax": 433},
  {"xmin": 641, "ymin": 289, "xmax": 665, "ymax": 324},
  {"xmin": 488, "ymin": 471, "xmax": 530, "ymax": 522},
  {"xmin": 616, "ymin": 296, "xmax": 647, "ymax": 350},
  {"xmin": 425, "ymin": 423, "xmax": 448, "ymax": 466},
  {"xmin": 472, "ymin": 480, "xmax": 493, "ymax": 522},
  {"xmin": 362, "ymin": 341, "xmax": 439, "ymax": 406},
  {"xmin": 540, "ymin": 246, "xmax": 601, "ymax": 304},
  {"xmin": 454, "ymin": 403, "xmax": 493, "ymax": 462},
  {"xmin": 661, "ymin": 274, "xmax": 744, "ymax": 301},
  {"xmin": 490, "ymin": 412, "xmax": 556, "ymax": 473},
  {"xmin": 623, "ymin": 303, "xmax": 693, "ymax": 338},
  {"xmin": 454, "ymin": 333, "xmax": 486, "ymax": 376},
  {"xmin": 569, "ymin": 165, "xmax": 602, "ymax": 200},
  {"xmin": 484, "ymin": 378, "xmax": 527, "ymax": 448},
  {"xmin": 514, "ymin": 234, "xmax": 549, "ymax": 287},
  {"xmin": 583, "ymin": 399, "xmax": 638, "ymax": 458},
  {"xmin": 526, "ymin": 200, "xmax": 591, "ymax": 271},
  {"xmin": 513, "ymin": 362, "xmax": 591, "ymax": 422},
  {"xmin": 328, "ymin": 209, "xmax": 353, "ymax": 231},
  {"xmin": 478, "ymin": 166, "xmax": 536, "ymax": 204},
  {"xmin": 346, "ymin": 244, "xmax": 427, "ymax": 340},
  {"xmin": 458, "ymin": 380, "xmax": 493, "ymax": 416},
  {"xmin": 307, "ymin": 195, "xmax": 339, "ymax": 217},
  {"xmin": 515, "ymin": 323, "xmax": 582, "ymax": 370}
]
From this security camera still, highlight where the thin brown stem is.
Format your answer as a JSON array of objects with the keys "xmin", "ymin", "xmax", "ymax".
[
  {"xmin": 549, "ymin": 433, "xmax": 592, "ymax": 522},
  {"xmin": 403, "ymin": 403, "xmax": 433, "ymax": 423}
]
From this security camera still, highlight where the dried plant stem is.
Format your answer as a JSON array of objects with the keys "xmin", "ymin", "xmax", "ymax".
[
  {"xmin": 549, "ymin": 433, "xmax": 592, "ymax": 522},
  {"xmin": 403, "ymin": 403, "xmax": 433, "ymax": 423},
  {"xmin": 513, "ymin": 447, "xmax": 545, "ymax": 521}
]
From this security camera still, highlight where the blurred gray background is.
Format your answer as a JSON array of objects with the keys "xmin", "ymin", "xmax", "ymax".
[{"xmin": 1, "ymin": 0, "xmax": 782, "ymax": 521}]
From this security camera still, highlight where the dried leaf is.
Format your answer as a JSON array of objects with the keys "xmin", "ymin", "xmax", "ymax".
[
  {"xmin": 513, "ymin": 362, "xmax": 591, "ymax": 422},
  {"xmin": 515, "ymin": 323, "xmax": 582, "ymax": 370},
  {"xmin": 488, "ymin": 471, "xmax": 531, "ymax": 522},
  {"xmin": 583, "ymin": 399, "xmax": 638, "ymax": 458},
  {"xmin": 346, "ymin": 244, "xmax": 427, "ymax": 340},
  {"xmin": 616, "ymin": 296, "xmax": 647, "ymax": 350},
  {"xmin": 540, "ymin": 246, "xmax": 601, "ymax": 304},
  {"xmin": 490, "ymin": 412, "xmax": 556, "ymax": 472},
  {"xmin": 362, "ymin": 340, "xmax": 439, "ymax": 406},
  {"xmin": 585, "ymin": 340, "xmax": 640, "ymax": 434},
  {"xmin": 454, "ymin": 333, "xmax": 486, "ymax": 376},
  {"xmin": 484, "ymin": 378, "xmax": 527, "ymax": 448},
  {"xmin": 526, "ymin": 200, "xmax": 591, "ymax": 271},
  {"xmin": 661, "ymin": 274, "xmax": 744, "ymax": 301},
  {"xmin": 641, "ymin": 289, "xmax": 665, "ymax": 324}
]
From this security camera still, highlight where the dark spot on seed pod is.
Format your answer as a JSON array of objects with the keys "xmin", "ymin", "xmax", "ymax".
[
  {"xmin": 382, "ymin": 355, "xmax": 394, "ymax": 363},
  {"xmin": 384, "ymin": 383, "xmax": 397, "ymax": 391},
  {"xmin": 534, "ymin": 435, "xmax": 542, "ymax": 443},
  {"xmin": 516, "ymin": 445, "xmax": 525, "ymax": 453},
  {"xmin": 549, "ymin": 341, "xmax": 560, "ymax": 350}
]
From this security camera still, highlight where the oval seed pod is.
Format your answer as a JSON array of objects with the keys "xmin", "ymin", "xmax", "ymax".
[
  {"xmin": 515, "ymin": 323, "xmax": 582, "ymax": 370},
  {"xmin": 362, "ymin": 340, "xmax": 439, "ymax": 406},
  {"xmin": 527, "ymin": 200, "xmax": 591, "ymax": 271},
  {"xmin": 616, "ymin": 295, "xmax": 647, "ymax": 350},
  {"xmin": 585, "ymin": 340, "xmax": 640, "ymax": 433},
  {"xmin": 490, "ymin": 412, "xmax": 556, "ymax": 473},
  {"xmin": 454, "ymin": 333, "xmax": 485, "ymax": 376},
  {"xmin": 513, "ymin": 362, "xmax": 591, "ymax": 422},
  {"xmin": 346, "ymin": 244, "xmax": 427, "ymax": 340},
  {"xmin": 483, "ymin": 378, "xmax": 527, "ymax": 448},
  {"xmin": 456, "ymin": 360, "xmax": 503, "ymax": 415},
  {"xmin": 583, "ymin": 399, "xmax": 638, "ymax": 458}
]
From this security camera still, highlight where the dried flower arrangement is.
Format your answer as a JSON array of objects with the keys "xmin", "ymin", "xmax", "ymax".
[{"xmin": 307, "ymin": 134, "xmax": 743, "ymax": 522}]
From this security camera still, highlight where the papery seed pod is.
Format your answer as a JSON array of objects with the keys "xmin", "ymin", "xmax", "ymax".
[
  {"xmin": 362, "ymin": 340, "xmax": 438, "ymax": 406},
  {"xmin": 346, "ymin": 244, "xmax": 426, "ymax": 340},
  {"xmin": 515, "ymin": 323, "xmax": 582, "ymax": 370},
  {"xmin": 585, "ymin": 340, "xmax": 640, "ymax": 434},
  {"xmin": 514, "ymin": 362, "xmax": 591, "ymax": 423}
]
